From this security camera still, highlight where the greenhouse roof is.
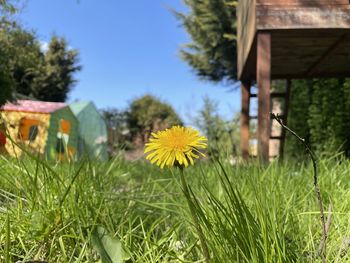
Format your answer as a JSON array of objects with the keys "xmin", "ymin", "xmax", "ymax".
[{"xmin": 70, "ymin": 101, "xmax": 91, "ymax": 115}]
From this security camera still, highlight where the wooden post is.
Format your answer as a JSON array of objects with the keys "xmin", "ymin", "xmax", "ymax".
[
  {"xmin": 240, "ymin": 81, "xmax": 251, "ymax": 160},
  {"xmin": 257, "ymin": 32, "xmax": 271, "ymax": 162}
]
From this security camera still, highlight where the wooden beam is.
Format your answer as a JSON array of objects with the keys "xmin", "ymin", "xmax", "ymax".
[
  {"xmin": 306, "ymin": 34, "xmax": 350, "ymax": 76},
  {"xmin": 257, "ymin": 6, "xmax": 350, "ymax": 30},
  {"xmin": 269, "ymin": 72, "xmax": 350, "ymax": 80},
  {"xmin": 240, "ymin": 81, "xmax": 251, "ymax": 160},
  {"xmin": 257, "ymin": 32, "xmax": 271, "ymax": 162},
  {"xmin": 257, "ymin": 0, "xmax": 349, "ymax": 6}
]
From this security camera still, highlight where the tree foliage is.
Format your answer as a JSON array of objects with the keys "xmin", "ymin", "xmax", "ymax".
[
  {"xmin": 285, "ymin": 79, "xmax": 350, "ymax": 157},
  {"xmin": 0, "ymin": 21, "xmax": 42, "ymax": 96},
  {"xmin": 0, "ymin": 70, "xmax": 14, "ymax": 106},
  {"xmin": 101, "ymin": 108, "xmax": 131, "ymax": 153},
  {"xmin": 176, "ymin": 0, "xmax": 237, "ymax": 83},
  {"xmin": 101, "ymin": 108, "xmax": 128, "ymax": 132},
  {"xmin": 101, "ymin": 96, "xmax": 182, "ymax": 155},
  {"xmin": 127, "ymin": 95, "xmax": 182, "ymax": 145},
  {"xmin": 0, "ymin": 20, "xmax": 81, "ymax": 105},
  {"xmin": 0, "ymin": 0, "xmax": 18, "ymax": 15},
  {"xmin": 32, "ymin": 36, "xmax": 81, "ymax": 102},
  {"xmin": 192, "ymin": 96, "xmax": 239, "ymax": 158}
]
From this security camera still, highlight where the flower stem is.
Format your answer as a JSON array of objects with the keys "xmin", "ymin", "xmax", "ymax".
[{"xmin": 179, "ymin": 168, "xmax": 210, "ymax": 262}]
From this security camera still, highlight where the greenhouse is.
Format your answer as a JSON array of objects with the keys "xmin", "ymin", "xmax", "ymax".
[{"xmin": 70, "ymin": 101, "xmax": 108, "ymax": 160}]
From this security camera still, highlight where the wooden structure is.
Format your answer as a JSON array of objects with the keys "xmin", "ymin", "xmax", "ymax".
[
  {"xmin": 0, "ymin": 100, "xmax": 79, "ymax": 160},
  {"xmin": 237, "ymin": 0, "xmax": 350, "ymax": 161}
]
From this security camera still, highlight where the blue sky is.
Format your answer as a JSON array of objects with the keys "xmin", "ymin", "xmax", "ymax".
[{"xmin": 19, "ymin": 0, "xmax": 241, "ymax": 124}]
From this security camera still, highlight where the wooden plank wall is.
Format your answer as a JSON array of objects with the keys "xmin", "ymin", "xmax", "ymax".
[{"xmin": 237, "ymin": 0, "xmax": 256, "ymax": 80}]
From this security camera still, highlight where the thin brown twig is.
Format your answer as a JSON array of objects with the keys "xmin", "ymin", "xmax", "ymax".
[
  {"xmin": 271, "ymin": 112, "xmax": 327, "ymax": 263},
  {"xmin": 318, "ymin": 203, "xmax": 332, "ymax": 257}
]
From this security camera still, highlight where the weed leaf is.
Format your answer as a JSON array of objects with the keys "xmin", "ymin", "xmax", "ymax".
[{"xmin": 91, "ymin": 226, "xmax": 125, "ymax": 263}]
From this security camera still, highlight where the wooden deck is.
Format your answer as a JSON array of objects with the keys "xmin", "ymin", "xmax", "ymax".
[
  {"xmin": 237, "ymin": 0, "xmax": 350, "ymax": 161},
  {"xmin": 238, "ymin": 1, "xmax": 350, "ymax": 80},
  {"xmin": 241, "ymin": 29, "xmax": 350, "ymax": 80}
]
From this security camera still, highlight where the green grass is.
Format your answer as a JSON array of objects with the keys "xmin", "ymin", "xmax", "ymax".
[{"xmin": 1, "ymin": 153, "xmax": 350, "ymax": 262}]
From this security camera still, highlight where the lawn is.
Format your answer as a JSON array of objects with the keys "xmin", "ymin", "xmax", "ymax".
[{"xmin": 1, "ymin": 153, "xmax": 350, "ymax": 262}]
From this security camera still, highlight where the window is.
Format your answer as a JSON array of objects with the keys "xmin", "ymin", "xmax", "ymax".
[
  {"xmin": 28, "ymin": 126, "xmax": 38, "ymax": 141},
  {"xmin": 18, "ymin": 118, "xmax": 40, "ymax": 141}
]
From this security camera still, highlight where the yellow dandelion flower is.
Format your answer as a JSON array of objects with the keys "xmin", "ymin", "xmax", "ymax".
[{"xmin": 144, "ymin": 126, "xmax": 207, "ymax": 169}]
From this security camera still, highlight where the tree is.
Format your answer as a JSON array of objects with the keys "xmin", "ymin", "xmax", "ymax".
[
  {"xmin": 101, "ymin": 108, "xmax": 131, "ymax": 153},
  {"xmin": 175, "ymin": 0, "xmax": 237, "ymax": 83},
  {"xmin": 0, "ymin": 21, "xmax": 43, "ymax": 97},
  {"xmin": 0, "ymin": 21, "xmax": 81, "ymax": 105},
  {"xmin": 0, "ymin": 0, "xmax": 18, "ymax": 15},
  {"xmin": 0, "ymin": 19, "xmax": 36, "ymax": 105},
  {"xmin": 102, "ymin": 108, "xmax": 128, "ymax": 132},
  {"xmin": 0, "ymin": 70, "xmax": 14, "ymax": 106},
  {"xmin": 32, "ymin": 36, "xmax": 81, "ymax": 102},
  {"xmin": 0, "ymin": 1, "xmax": 29, "ymax": 105},
  {"xmin": 127, "ymin": 95, "xmax": 182, "ymax": 146},
  {"xmin": 192, "ymin": 96, "xmax": 239, "ymax": 158}
]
